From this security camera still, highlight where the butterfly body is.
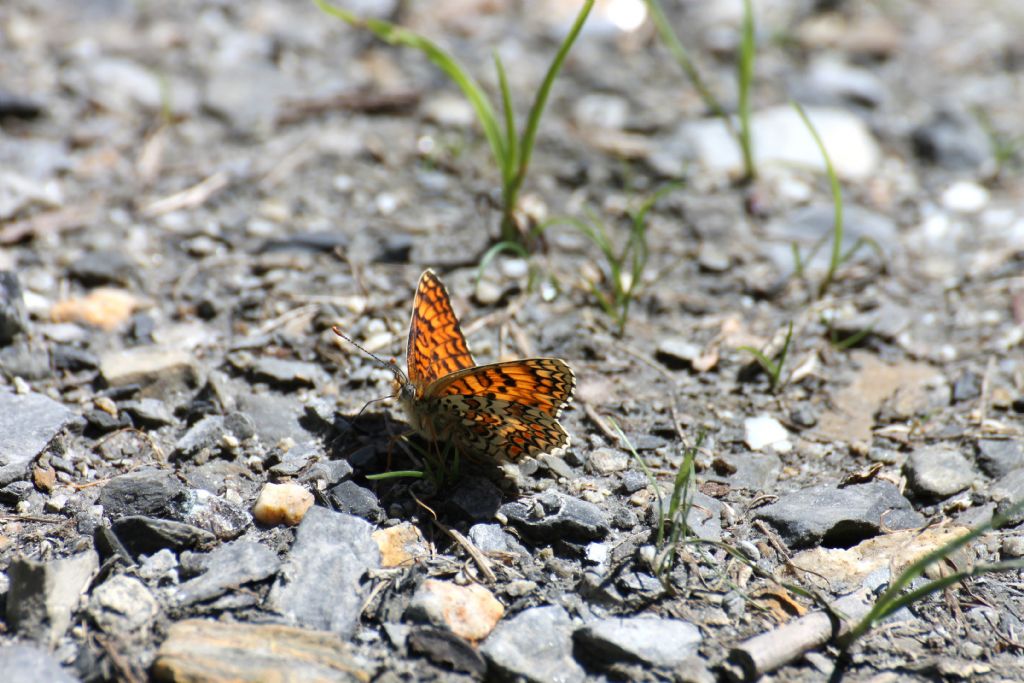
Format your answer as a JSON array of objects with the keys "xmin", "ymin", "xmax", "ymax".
[{"xmin": 390, "ymin": 270, "xmax": 575, "ymax": 461}]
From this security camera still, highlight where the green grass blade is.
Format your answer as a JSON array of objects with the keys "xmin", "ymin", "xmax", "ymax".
[
  {"xmin": 493, "ymin": 52, "xmax": 518, "ymax": 185},
  {"xmin": 511, "ymin": 0, "xmax": 595, "ymax": 197},
  {"xmin": 793, "ymin": 101, "xmax": 844, "ymax": 299},
  {"xmin": 737, "ymin": 0, "xmax": 757, "ymax": 181},
  {"xmin": 475, "ymin": 240, "xmax": 530, "ymax": 285},
  {"xmin": 314, "ymin": 0, "xmax": 507, "ymax": 172},
  {"xmin": 366, "ymin": 470, "xmax": 425, "ymax": 480}
]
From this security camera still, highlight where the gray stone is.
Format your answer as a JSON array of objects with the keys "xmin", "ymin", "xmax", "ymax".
[
  {"xmin": 173, "ymin": 540, "xmax": 280, "ymax": 606},
  {"xmin": 0, "ymin": 339, "xmax": 51, "ymax": 379},
  {"xmin": 236, "ymin": 393, "xmax": 312, "ymax": 446},
  {"xmin": 912, "ymin": 108, "xmax": 993, "ymax": 170},
  {"xmin": 300, "ymin": 458, "xmax": 353, "ymax": 487},
  {"xmin": 99, "ymin": 346, "xmax": 199, "ymax": 397},
  {"xmin": 975, "ymin": 439, "xmax": 1024, "ymax": 479},
  {"xmin": 620, "ymin": 470, "xmax": 648, "ymax": 494},
  {"xmin": 574, "ymin": 616, "xmax": 702, "ymax": 669},
  {"xmin": 269, "ymin": 441, "xmax": 322, "ymax": 477},
  {"xmin": 0, "ymin": 271, "xmax": 29, "ymax": 345},
  {"xmin": 481, "ymin": 605, "xmax": 585, "ymax": 683},
  {"xmin": 267, "ymin": 506, "xmax": 380, "ymax": 636},
  {"xmin": 173, "ymin": 414, "xmax": 253, "ymax": 461},
  {"xmin": 121, "ymin": 398, "xmax": 175, "ymax": 428},
  {"xmin": 68, "ymin": 250, "xmax": 137, "ymax": 287},
  {"xmin": 905, "ymin": 444, "xmax": 977, "ymax": 499},
  {"xmin": 176, "ymin": 489, "xmax": 251, "ymax": 540},
  {"xmin": 655, "ymin": 338, "xmax": 702, "ymax": 370},
  {"xmin": 0, "ymin": 480, "xmax": 33, "ymax": 504},
  {"xmin": 468, "ymin": 523, "xmax": 527, "ymax": 556},
  {"xmin": 756, "ymin": 482, "xmax": 925, "ymax": 549},
  {"xmin": 586, "ymin": 447, "xmax": 629, "ymax": 475},
  {"xmin": 952, "ymin": 371, "xmax": 982, "ymax": 403},
  {"xmin": 705, "ymin": 451, "xmax": 782, "ymax": 492},
  {"xmin": 0, "ymin": 643, "xmax": 78, "ymax": 683},
  {"xmin": 992, "ymin": 468, "xmax": 1024, "ymax": 527},
  {"xmin": 112, "ymin": 516, "xmax": 217, "ymax": 557},
  {"xmin": 249, "ymin": 357, "xmax": 326, "ymax": 389},
  {"xmin": 449, "ymin": 476, "xmax": 502, "ymax": 521},
  {"xmin": 327, "ymin": 480, "xmax": 383, "ymax": 523},
  {"xmin": 6, "ymin": 550, "xmax": 99, "ymax": 646},
  {"xmin": 97, "ymin": 469, "xmax": 184, "ymax": 519},
  {"xmin": 88, "ymin": 575, "xmax": 159, "ymax": 639},
  {"xmin": 0, "ymin": 390, "xmax": 74, "ymax": 470},
  {"xmin": 499, "ymin": 491, "xmax": 609, "ymax": 543}
]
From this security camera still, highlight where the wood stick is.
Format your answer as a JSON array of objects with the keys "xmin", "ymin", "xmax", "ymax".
[{"xmin": 722, "ymin": 586, "xmax": 874, "ymax": 682}]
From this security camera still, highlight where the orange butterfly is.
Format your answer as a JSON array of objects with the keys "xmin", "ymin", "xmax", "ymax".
[{"xmin": 336, "ymin": 270, "xmax": 574, "ymax": 461}]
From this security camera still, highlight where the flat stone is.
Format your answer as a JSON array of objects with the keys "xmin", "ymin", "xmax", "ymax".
[
  {"xmin": 0, "ymin": 643, "xmax": 78, "ymax": 683},
  {"xmin": 587, "ymin": 447, "xmax": 629, "ymax": 475},
  {"xmin": 406, "ymin": 579, "xmax": 504, "ymax": 641},
  {"xmin": 173, "ymin": 540, "xmax": 281, "ymax": 606},
  {"xmin": 99, "ymin": 346, "xmax": 199, "ymax": 395},
  {"xmin": 120, "ymin": 398, "xmax": 175, "ymax": 428},
  {"xmin": 681, "ymin": 105, "xmax": 881, "ymax": 181},
  {"xmin": 904, "ymin": 444, "xmax": 977, "ymax": 499},
  {"xmin": 68, "ymin": 250, "xmax": 137, "ymax": 287},
  {"xmin": 0, "ymin": 389, "xmax": 74, "ymax": 470},
  {"xmin": 249, "ymin": 357, "xmax": 326, "ymax": 389},
  {"xmin": 6, "ymin": 550, "xmax": 99, "ymax": 646},
  {"xmin": 992, "ymin": 468, "xmax": 1024, "ymax": 527},
  {"xmin": 975, "ymin": 439, "xmax": 1024, "ymax": 479},
  {"xmin": 911, "ymin": 108, "xmax": 992, "ymax": 170},
  {"xmin": 152, "ymin": 619, "xmax": 371, "ymax": 683},
  {"xmin": 88, "ymin": 575, "xmax": 160, "ymax": 640},
  {"xmin": 499, "ymin": 491, "xmax": 609, "ymax": 543},
  {"xmin": 97, "ymin": 469, "xmax": 185, "ymax": 519},
  {"xmin": 448, "ymin": 476, "xmax": 502, "ymax": 521},
  {"xmin": 755, "ymin": 481, "xmax": 925, "ymax": 549},
  {"xmin": 481, "ymin": 605, "xmax": 585, "ymax": 683},
  {"xmin": 408, "ymin": 626, "xmax": 487, "ymax": 678},
  {"xmin": 177, "ymin": 488, "xmax": 251, "ymax": 539},
  {"xmin": 574, "ymin": 616, "xmax": 702, "ymax": 669},
  {"xmin": 267, "ymin": 506, "xmax": 380, "ymax": 636},
  {"xmin": 744, "ymin": 415, "xmax": 792, "ymax": 453},
  {"xmin": 112, "ymin": 516, "xmax": 216, "ymax": 557},
  {"xmin": 236, "ymin": 393, "xmax": 312, "ymax": 446},
  {"xmin": 468, "ymin": 523, "xmax": 527, "ymax": 556},
  {"xmin": 327, "ymin": 480, "xmax": 383, "ymax": 523}
]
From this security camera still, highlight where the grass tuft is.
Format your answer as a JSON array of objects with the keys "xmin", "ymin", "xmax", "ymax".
[{"xmin": 314, "ymin": 0, "xmax": 594, "ymax": 246}]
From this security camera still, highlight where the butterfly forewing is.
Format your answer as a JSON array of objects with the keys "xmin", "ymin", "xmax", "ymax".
[
  {"xmin": 433, "ymin": 395, "xmax": 571, "ymax": 460},
  {"xmin": 406, "ymin": 270, "xmax": 476, "ymax": 388}
]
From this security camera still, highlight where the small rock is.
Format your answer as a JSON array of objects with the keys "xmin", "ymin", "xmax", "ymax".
[
  {"xmin": 449, "ymin": 476, "xmax": 502, "ymax": 521},
  {"xmin": 499, "ymin": 491, "xmax": 609, "ymax": 543},
  {"xmin": 975, "ymin": 439, "xmax": 1024, "ymax": 479},
  {"xmin": 952, "ymin": 371, "xmax": 982, "ymax": 403},
  {"xmin": 756, "ymin": 482, "xmax": 925, "ymax": 549},
  {"xmin": 904, "ymin": 444, "xmax": 977, "ymax": 499},
  {"xmin": 620, "ymin": 470, "xmax": 648, "ymax": 494},
  {"xmin": 99, "ymin": 346, "xmax": 199, "ymax": 394},
  {"xmin": 408, "ymin": 626, "xmax": 487, "ymax": 678},
  {"xmin": 252, "ymin": 483, "xmax": 314, "ymax": 526},
  {"xmin": 0, "ymin": 390, "xmax": 74, "ymax": 477},
  {"xmin": 941, "ymin": 181, "xmax": 989, "ymax": 213},
  {"xmin": 406, "ymin": 579, "xmax": 505, "ymax": 641},
  {"xmin": 98, "ymin": 469, "xmax": 185, "ymax": 519},
  {"xmin": 249, "ymin": 357, "xmax": 325, "ymax": 389},
  {"xmin": 468, "ymin": 523, "xmax": 527, "ymax": 556},
  {"xmin": 587, "ymin": 447, "xmax": 629, "ymax": 474},
  {"xmin": 0, "ymin": 643, "xmax": 78, "ymax": 683},
  {"xmin": 50, "ymin": 287, "xmax": 145, "ymax": 331},
  {"xmin": 911, "ymin": 108, "xmax": 992, "ymax": 170},
  {"xmin": 68, "ymin": 250, "xmax": 137, "ymax": 287},
  {"xmin": 0, "ymin": 339, "xmax": 51, "ymax": 380},
  {"xmin": 299, "ymin": 459, "xmax": 354, "ymax": 487},
  {"xmin": 991, "ymin": 469, "xmax": 1024, "ymax": 527},
  {"xmin": 152, "ymin": 619, "xmax": 370, "ymax": 682},
  {"xmin": 744, "ymin": 415, "xmax": 792, "ymax": 452},
  {"xmin": 89, "ymin": 575, "xmax": 160, "ymax": 640},
  {"xmin": 267, "ymin": 506, "xmax": 380, "ymax": 636},
  {"xmin": 6, "ymin": 550, "xmax": 99, "ymax": 646},
  {"xmin": 0, "ymin": 271, "xmax": 29, "ymax": 345},
  {"xmin": 173, "ymin": 540, "xmax": 281, "ymax": 607},
  {"xmin": 574, "ymin": 616, "xmax": 702, "ymax": 669},
  {"xmin": 268, "ymin": 441, "xmax": 322, "ymax": 477},
  {"xmin": 111, "ymin": 516, "xmax": 216, "ymax": 557},
  {"xmin": 655, "ymin": 338, "xmax": 702, "ymax": 370},
  {"xmin": 572, "ymin": 93, "xmax": 629, "ymax": 130},
  {"xmin": 173, "ymin": 413, "xmax": 254, "ymax": 462},
  {"xmin": 121, "ymin": 398, "xmax": 175, "ymax": 428},
  {"xmin": 327, "ymin": 480, "xmax": 383, "ymax": 523},
  {"xmin": 0, "ymin": 480, "xmax": 33, "ymax": 504},
  {"xmin": 481, "ymin": 605, "xmax": 585, "ymax": 683},
  {"xmin": 178, "ymin": 489, "xmax": 251, "ymax": 540},
  {"xmin": 32, "ymin": 464, "xmax": 55, "ymax": 492},
  {"xmin": 373, "ymin": 523, "xmax": 429, "ymax": 568},
  {"xmin": 236, "ymin": 393, "xmax": 313, "ymax": 446},
  {"xmin": 681, "ymin": 105, "xmax": 881, "ymax": 181}
]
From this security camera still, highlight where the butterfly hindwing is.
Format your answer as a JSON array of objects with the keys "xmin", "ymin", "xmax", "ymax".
[
  {"xmin": 431, "ymin": 394, "xmax": 571, "ymax": 460},
  {"xmin": 425, "ymin": 359, "xmax": 575, "ymax": 417}
]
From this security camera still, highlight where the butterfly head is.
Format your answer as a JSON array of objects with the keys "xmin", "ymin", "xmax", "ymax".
[{"xmin": 332, "ymin": 325, "xmax": 411, "ymax": 387}]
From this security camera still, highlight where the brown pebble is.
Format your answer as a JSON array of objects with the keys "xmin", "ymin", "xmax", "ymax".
[
  {"xmin": 252, "ymin": 483, "xmax": 313, "ymax": 526},
  {"xmin": 372, "ymin": 522, "xmax": 429, "ymax": 568},
  {"xmin": 33, "ymin": 465, "xmax": 56, "ymax": 492}
]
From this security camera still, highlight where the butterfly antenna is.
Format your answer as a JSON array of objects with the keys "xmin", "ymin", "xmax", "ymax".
[
  {"xmin": 331, "ymin": 326, "xmax": 407, "ymax": 381},
  {"xmin": 353, "ymin": 392, "xmax": 397, "ymax": 419}
]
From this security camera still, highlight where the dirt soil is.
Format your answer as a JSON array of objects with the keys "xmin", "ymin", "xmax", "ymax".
[{"xmin": 1, "ymin": 0, "xmax": 1023, "ymax": 681}]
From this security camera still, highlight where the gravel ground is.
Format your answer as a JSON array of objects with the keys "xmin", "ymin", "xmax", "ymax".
[{"xmin": 1, "ymin": 0, "xmax": 1023, "ymax": 681}]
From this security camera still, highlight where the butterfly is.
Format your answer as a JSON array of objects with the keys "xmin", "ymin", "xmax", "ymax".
[{"xmin": 335, "ymin": 270, "xmax": 575, "ymax": 461}]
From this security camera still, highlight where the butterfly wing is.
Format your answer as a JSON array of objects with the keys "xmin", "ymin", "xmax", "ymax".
[
  {"xmin": 406, "ymin": 270, "xmax": 476, "ymax": 387},
  {"xmin": 426, "ymin": 358, "xmax": 575, "ymax": 417},
  {"xmin": 433, "ymin": 394, "xmax": 572, "ymax": 460}
]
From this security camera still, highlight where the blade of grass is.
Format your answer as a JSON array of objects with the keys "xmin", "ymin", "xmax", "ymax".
[
  {"xmin": 793, "ymin": 102, "xmax": 844, "ymax": 299},
  {"xmin": 737, "ymin": 0, "xmax": 757, "ymax": 181}
]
